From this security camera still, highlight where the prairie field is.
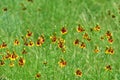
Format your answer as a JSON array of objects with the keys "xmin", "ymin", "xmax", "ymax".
[{"xmin": 0, "ymin": 0, "xmax": 120, "ymax": 80}]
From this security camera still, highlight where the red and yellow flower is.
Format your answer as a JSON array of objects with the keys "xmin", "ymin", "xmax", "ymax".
[
  {"xmin": 73, "ymin": 39, "xmax": 79, "ymax": 45},
  {"xmin": 18, "ymin": 57, "xmax": 25, "ymax": 66},
  {"xmin": 14, "ymin": 39, "xmax": 20, "ymax": 45},
  {"xmin": 35, "ymin": 73, "xmax": 41, "ymax": 79},
  {"xmin": 26, "ymin": 30, "xmax": 33, "ymax": 38},
  {"xmin": 36, "ymin": 35, "xmax": 45, "ymax": 46},
  {"xmin": 80, "ymin": 42, "xmax": 86, "ymax": 49},
  {"xmin": 10, "ymin": 51, "xmax": 19, "ymax": 61},
  {"xmin": 105, "ymin": 47, "xmax": 114, "ymax": 55},
  {"xmin": 1, "ymin": 42, "xmax": 7, "ymax": 48},
  {"xmin": 106, "ymin": 31, "xmax": 112, "ymax": 38},
  {"xmin": 28, "ymin": 40, "xmax": 34, "ymax": 47},
  {"xmin": 58, "ymin": 58, "xmax": 67, "ymax": 68},
  {"xmin": 77, "ymin": 24, "xmax": 85, "ymax": 32},
  {"xmin": 61, "ymin": 27, "xmax": 68, "ymax": 34},
  {"xmin": 94, "ymin": 46, "xmax": 100, "ymax": 53},
  {"xmin": 50, "ymin": 33, "xmax": 57, "ymax": 43},
  {"xmin": 75, "ymin": 69, "xmax": 82, "ymax": 77},
  {"xmin": 83, "ymin": 33, "xmax": 91, "ymax": 41},
  {"xmin": 105, "ymin": 65, "xmax": 112, "ymax": 71},
  {"xmin": 108, "ymin": 36, "xmax": 113, "ymax": 44}
]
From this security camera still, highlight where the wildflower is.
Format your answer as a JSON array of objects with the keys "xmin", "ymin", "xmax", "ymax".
[
  {"xmin": 1, "ymin": 42, "xmax": 7, "ymax": 48},
  {"xmin": 28, "ymin": 40, "xmax": 34, "ymax": 47},
  {"xmin": 105, "ymin": 65, "xmax": 112, "ymax": 71},
  {"xmin": 93, "ymin": 25, "xmax": 101, "ymax": 31},
  {"xmin": 73, "ymin": 39, "xmax": 79, "ymax": 45},
  {"xmin": 3, "ymin": 53, "xmax": 11, "ymax": 60},
  {"xmin": 14, "ymin": 39, "xmax": 20, "ymax": 45},
  {"xmin": 83, "ymin": 33, "xmax": 91, "ymax": 42},
  {"xmin": 35, "ymin": 73, "xmax": 41, "ymax": 79},
  {"xmin": 80, "ymin": 42, "xmax": 86, "ymax": 49},
  {"xmin": 10, "ymin": 51, "xmax": 18, "ymax": 61},
  {"xmin": 61, "ymin": 27, "xmax": 67, "ymax": 34},
  {"xmin": 36, "ymin": 35, "xmax": 45, "ymax": 46},
  {"xmin": 75, "ymin": 69, "xmax": 82, "ymax": 77},
  {"xmin": 77, "ymin": 24, "xmax": 85, "ymax": 32},
  {"xmin": 58, "ymin": 41, "xmax": 64, "ymax": 49},
  {"xmin": 36, "ymin": 39, "xmax": 42, "ymax": 46},
  {"xmin": 58, "ymin": 58, "xmax": 67, "ymax": 68},
  {"xmin": 22, "ymin": 48, "xmax": 27, "ymax": 54},
  {"xmin": 9, "ymin": 61, "xmax": 14, "ymax": 67},
  {"xmin": 94, "ymin": 46, "xmax": 100, "ymax": 53},
  {"xmin": 18, "ymin": 57, "xmax": 25, "ymax": 66},
  {"xmin": 108, "ymin": 36, "xmax": 113, "ymax": 44},
  {"xmin": 50, "ymin": 33, "xmax": 57, "ymax": 43},
  {"xmin": 0, "ymin": 60, "xmax": 5, "ymax": 66},
  {"xmin": 105, "ymin": 47, "xmax": 114, "ymax": 55},
  {"xmin": 58, "ymin": 38, "xmax": 65, "ymax": 48},
  {"xmin": 83, "ymin": 33, "xmax": 89, "ymax": 39},
  {"xmin": 106, "ymin": 31, "xmax": 112, "ymax": 38},
  {"xmin": 26, "ymin": 30, "xmax": 33, "ymax": 38}
]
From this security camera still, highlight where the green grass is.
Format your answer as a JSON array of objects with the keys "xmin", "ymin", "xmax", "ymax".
[{"xmin": 0, "ymin": 0, "xmax": 120, "ymax": 80}]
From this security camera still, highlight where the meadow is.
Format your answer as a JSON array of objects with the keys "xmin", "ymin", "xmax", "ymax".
[{"xmin": 0, "ymin": 0, "xmax": 120, "ymax": 80}]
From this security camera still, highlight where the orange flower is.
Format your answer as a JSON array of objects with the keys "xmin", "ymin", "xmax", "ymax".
[
  {"xmin": 14, "ymin": 39, "xmax": 20, "ymax": 45},
  {"xmin": 83, "ymin": 33, "xmax": 89, "ymax": 39},
  {"xmin": 94, "ymin": 46, "xmax": 100, "ymax": 53},
  {"xmin": 36, "ymin": 40, "xmax": 42, "ymax": 46},
  {"xmin": 0, "ymin": 60, "xmax": 5, "ymax": 66},
  {"xmin": 73, "ymin": 39, "xmax": 79, "ymax": 45},
  {"xmin": 18, "ymin": 57, "xmax": 25, "ymax": 66},
  {"xmin": 61, "ymin": 27, "xmax": 67, "ymax": 34},
  {"xmin": 93, "ymin": 25, "xmax": 101, "ymax": 31},
  {"xmin": 50, "ymin": 34, "xmax": 57, "ymax": 43},
  {"xmin": 77, "ymin": 24, "xmax": 85, "ymax": 32},
  {"xmin": 58, "ymin": 38, "xmax": 65, "ymax": 48},
  {"xmin": 108, "ymin": 37, "xmax": 113, "ymax": 44},
  {"xmin": 35, "ymin": 73, "xmax": 41, "ymax": 79},
  {"xmin": 106, "ymin": 31, "xmax": 112, "ymax": 38},
  {"xmin": 26, "ymin": 30, "xmax": 33, "ymax": 38},
  {"xmin": 58, "ymin": 58, "xmax": 67, "ymax": 68},
  {"xmin": 80, "ymin": 42, "xmax": 86, "ymax": 49},
  {"xmin": 10, "ymin": 51, "xmax": 19, "ymax": 61},
  {"xmin": 1, "ymin": 42, "xmax": 7, "ymax": 48},
  {"xmin": 28, "ymin": 40, "xmax": 34, "ymax": 47},
  {"xmin": 105, "ymin": 47, "xmax": 114, "ymax": 55},
  {"xmin": 75, "ymin": 69, "xmax": 82, "ymax": 77},
  {"xmin": 4, "ymin": 53, "xmax": 11, "ymax": 60},
  {"xmin": 36, "ymin": 35, "xmax": 45, "ymax": 46},
  {"xmin": 105, "ymin": 65, "xmax": 112, "ymax": 71}
]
